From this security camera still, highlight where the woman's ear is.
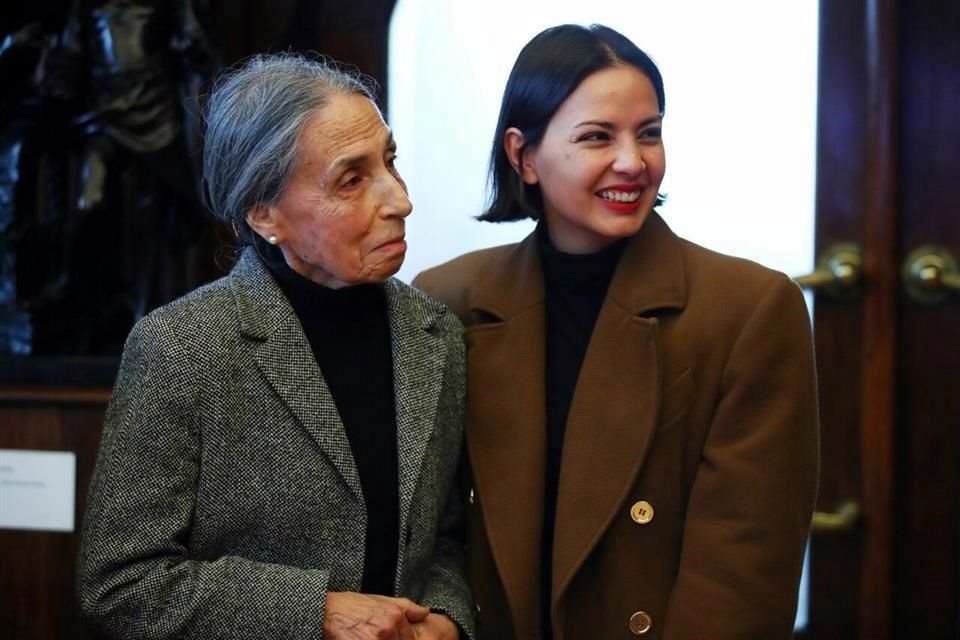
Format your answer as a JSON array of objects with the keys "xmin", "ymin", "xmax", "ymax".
[
  {"xmin": 245, "ymin": 204, "xmax": 280, "ymax": 244},
  {"xmin": 504, "ymin": 127, "xmax": 539, "ymax": 185}
]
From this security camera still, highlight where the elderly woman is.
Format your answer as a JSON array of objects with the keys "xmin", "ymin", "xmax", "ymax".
[{"xmin": 76, "ymin": 53, "xmax": 473, "ymax": 640}]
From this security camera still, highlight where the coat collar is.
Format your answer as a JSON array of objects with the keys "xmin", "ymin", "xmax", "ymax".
[
  {"xmin": 464, "ymin": 213, "xmax": 688, "ymax": 636},
  {"xmin": 228, "ymin": 247, "xmax": 448, "ymax": 336},
  {"xmin": 471, "ymin": 212, "xmax": 688, "ymax": 321},
  {"xmin": 227, "ymin": 248, "xmax": 449, "ymax": 555}
]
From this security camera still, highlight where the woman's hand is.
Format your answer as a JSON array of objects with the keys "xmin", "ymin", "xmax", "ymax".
[
  {"xmin": 324, "ymin": 592, "xmax": 430, "ymax": 639},
  {"xmin": 412, "ymin": 612, "xmax": 460, "ymax": 639}
]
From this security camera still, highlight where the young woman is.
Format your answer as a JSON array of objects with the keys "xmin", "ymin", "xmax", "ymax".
[{"xmin": 415, "ymin": 24, "xmax": 819, "ymax": 640}]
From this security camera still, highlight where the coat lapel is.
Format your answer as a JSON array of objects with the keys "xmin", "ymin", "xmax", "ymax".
[
  {"xmin": 383, "ymin": 280, "xmax": 449, "ymax": 555},
  {"xmin": 466, "ymin": 234, "xmax": 548, "ymax": 639},
  {"xmin": 466, "ymin": 215, "xmax": 688, "ymax": 635},
  {"xmin": 551, "ymin": 213, "xmax": 688, "ymax": 613},
  {"xmin": 229, "ymin": 249, "xmax": 363, "ymax": 501},
  {"xmin": 231, "ymin": 250, "xmax": 454, "ymax": 569}
]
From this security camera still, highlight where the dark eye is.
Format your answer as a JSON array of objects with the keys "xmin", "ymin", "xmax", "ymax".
[
  {"xmin": 341, "ymin": 174, "xmax": 362, "ymax": 189},
  {"xmin": 640, "ymin": 127, "xmax": 663, "ymax": 139},
  {"xmin": 579, "ymin": 131, "xmax": 610, "ymax": 142}
]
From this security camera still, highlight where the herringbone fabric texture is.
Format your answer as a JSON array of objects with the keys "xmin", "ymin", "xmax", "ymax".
[{"xmin": 77, "ymin": 248, "xmax": 474, "ymax": 639}]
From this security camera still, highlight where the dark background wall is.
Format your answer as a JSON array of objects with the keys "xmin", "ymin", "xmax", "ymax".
[{"xmin": 0, "ymin": 0, "xmax": 396, "ymax": 377}]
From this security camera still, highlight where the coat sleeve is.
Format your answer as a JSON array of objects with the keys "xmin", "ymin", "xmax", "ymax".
[
  {"xmin": 76, "ymin": 313, "xmax": 331, "ymax": 640},
  {"xmin": 662, "ymin": 274, "xmax": 820, "ymax": 639},
  {"xmin": 417, "ymin": 460, "xmax": 476, "ymax": 639},
  {"xmin": 412, "ymin": 312, "xmax": 477, "ymax": 640}
]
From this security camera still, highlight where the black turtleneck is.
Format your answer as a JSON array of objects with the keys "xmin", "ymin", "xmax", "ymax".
[
  {"xmin": 538, "ymin": 225, "xmax": 626, "ymax": 638},
  {"xmin": 265, "ymin": 246, "xmax": 399, "ymax": 596}
]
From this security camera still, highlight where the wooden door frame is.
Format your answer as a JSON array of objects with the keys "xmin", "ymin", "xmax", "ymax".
[
  {"xmin": 857, "ymin": 1, "xmax": 898, "ymax": 638},
  {"xmin": 806, "ymin": 0, "xmax": 898, "ymax": 638}
]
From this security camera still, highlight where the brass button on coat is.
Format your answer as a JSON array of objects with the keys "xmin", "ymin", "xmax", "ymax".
[
  {"xmin": 630, "ymin": 500, "xmax": 654, "ymax": 524},
  {"xmin": 628, "ymin": 611, "xmax": 653, "ymax": 635}
]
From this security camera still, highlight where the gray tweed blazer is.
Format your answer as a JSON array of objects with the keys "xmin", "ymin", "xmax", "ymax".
[{"xmin": 77, "ymin": 248, "xmax": 474, "ymax": 639}]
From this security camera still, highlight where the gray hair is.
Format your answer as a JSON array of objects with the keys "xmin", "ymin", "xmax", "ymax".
[{"xmin": 201, "ymin": 52, "xmax": 377, "ymax": 244}]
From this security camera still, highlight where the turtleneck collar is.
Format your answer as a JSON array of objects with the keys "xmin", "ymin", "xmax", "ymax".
[
  {"xmin": 260, "ymin": 242, "xmax": 386, "ymax": 328},
  {"xmin": 536, "ymin": 221, "xmax": 627, "ymax": 293}
]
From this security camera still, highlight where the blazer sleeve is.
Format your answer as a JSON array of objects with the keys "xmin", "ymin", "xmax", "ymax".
[
  {"xmin": 76, "ymin": 313, "xmax": 331, "ymax": 640},
  {"xmin": 662, "ymin": 274, "xmax": 820, "ymax": 639},
  {"xmin": 412, "ymin": 313, "xmax": 477, "ymax": 639},
  {"xmin": 418, "ymin": 461, "xmax": 476, "ymax": 639}
]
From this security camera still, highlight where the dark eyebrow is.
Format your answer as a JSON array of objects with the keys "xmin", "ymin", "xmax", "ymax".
[{"xmin": 574, "ymin": 116, "xmax": 662, "ymax": 129}]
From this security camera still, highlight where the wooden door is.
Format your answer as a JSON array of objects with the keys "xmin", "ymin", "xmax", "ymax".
[
  {"xmin": 894, "ymin": 0, "xmax": 960, "ymax": 636},
  {"xmin": 803, "ymin": 0, "xmax": 960, "ymax": 637}
]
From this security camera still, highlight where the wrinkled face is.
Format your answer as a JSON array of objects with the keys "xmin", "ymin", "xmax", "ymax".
[
  {"xmin": 247, "ymin": 93, "xmax": 412, "ymax": 288},
  {"xmin": 514, "ymin": 65, "xmax": 665, "ymax": 254}
]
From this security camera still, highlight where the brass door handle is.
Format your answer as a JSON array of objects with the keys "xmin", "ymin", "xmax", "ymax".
[
  {"xmin": 793, "ymin": 243, "xmax": 863, "ymax": 296},
  {"xmin": 811, "ymin": 500, "xmax": 860, "ymax": 533},
  {"xmin": 902, "ymin": 245, "xmax": 960, "ymax": 304}
]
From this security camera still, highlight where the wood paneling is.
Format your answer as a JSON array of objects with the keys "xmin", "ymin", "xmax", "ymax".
[{"xmin": 0, "ymin": 391, "xmax": 108, "ymax": 640}]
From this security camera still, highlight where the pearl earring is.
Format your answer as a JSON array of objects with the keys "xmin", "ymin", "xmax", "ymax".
[{"xmin": 268, "ymin": 235, "xmax": 279, "ymax": 245}]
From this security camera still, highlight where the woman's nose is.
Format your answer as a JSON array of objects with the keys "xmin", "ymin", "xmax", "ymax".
[
  {"xmin": 612, "ymin": 142, "xmax": 647, "ymax": 175},
  {"xmin": 379, "ymin": 172, "xmax": 413, "ymax": 219}
]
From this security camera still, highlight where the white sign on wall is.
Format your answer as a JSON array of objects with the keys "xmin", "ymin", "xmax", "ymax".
[{"xmin": 0, "ymin": 449, "xmax": 76, "ymax": 532}]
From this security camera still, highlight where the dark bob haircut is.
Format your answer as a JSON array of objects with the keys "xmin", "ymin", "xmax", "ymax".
[{"xmin": 480, "ymin": 24, "xmax": 666, "ymax": 222}]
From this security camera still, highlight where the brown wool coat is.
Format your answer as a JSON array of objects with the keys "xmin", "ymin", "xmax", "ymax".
[{"xmin": 413, "ymin": 213, "xmax": 819, "ymax": 640}]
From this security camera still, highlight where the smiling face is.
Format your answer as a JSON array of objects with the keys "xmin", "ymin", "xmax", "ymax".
[
  {"xmin": 509, "ymin": 64, "xmax": 665, "ymax": 254},
  {"xmin": 247, "ymin": 92, "xmax": 412, "ymax": 288}
]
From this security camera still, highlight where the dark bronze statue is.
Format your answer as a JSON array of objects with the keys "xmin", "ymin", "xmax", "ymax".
[
  {"xmin": 0, "ymin": 17, "xmax": 68, "ymax": 355},
  {"xmin": 0, "ymin": 0, "xmax": 214, "ymax": 356}
]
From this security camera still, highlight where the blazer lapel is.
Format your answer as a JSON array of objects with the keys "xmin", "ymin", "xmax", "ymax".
[
  {"xmin": 467, "ymin": 234, "xmax": 548, "ymax": 639},
  {"xmin": 229, "ymin": 249, "xmax": 363, "ymax": 502},
  {"xmin": 551, "ymin": 213, "xmax": 688, "ymax": 611},
  {"xmin": 383, "ymin": 281, "xmax": 448, "ymax": 555}
]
